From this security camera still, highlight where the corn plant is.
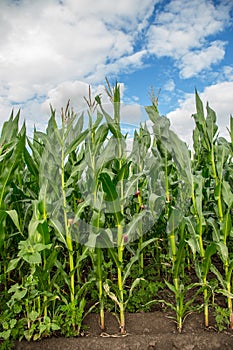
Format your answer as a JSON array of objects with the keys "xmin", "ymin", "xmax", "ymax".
[
  {"xmin": 95, "ymin": 83, "xmax": 130, "ymax": 333},
  {"xmin": 146, "ymin": 95, "xmax": 199, "ymax": 332},
  {"xmin": 130, "ymin": 122, "xmax": 152, "ymax": 275},
  {"xmin": 188, "ymin": 91, "xmax": 233, "ymax": 328},
  {"xmin": 94, "ymin": 81, "xmax": 156, "ymax": 334},
  {"xmin": 79, "ymin": 92, "xmax": 109, "ymax": 331},
  {"xmin": 1, "ymin": 84, "xmax": 233, "ymax": 345}
]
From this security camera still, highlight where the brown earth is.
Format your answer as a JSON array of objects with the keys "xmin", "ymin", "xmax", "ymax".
[{"xmin": 14, "ymin": 311, "xmax": 233, "ymax": 350}]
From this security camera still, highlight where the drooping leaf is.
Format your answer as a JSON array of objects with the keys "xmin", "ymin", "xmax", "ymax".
[{"xmin": 5, "ymin": 210, "xmax": 23, "ymax": 235}]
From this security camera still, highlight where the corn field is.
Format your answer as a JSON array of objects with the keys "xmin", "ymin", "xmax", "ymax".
[{"xmin": 0, "ymin": 81, "xmax": 233, "ymax": 347}]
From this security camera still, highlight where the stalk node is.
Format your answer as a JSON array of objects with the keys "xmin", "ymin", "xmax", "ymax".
[{"xmin": 119, "ymin": 325, "xmax": 126, "ymax": 334}]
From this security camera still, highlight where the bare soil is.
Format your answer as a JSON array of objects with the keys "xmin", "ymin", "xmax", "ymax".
[{"xmin": 14, "ymin": 311, "xmax": 233, "ymax": 350}]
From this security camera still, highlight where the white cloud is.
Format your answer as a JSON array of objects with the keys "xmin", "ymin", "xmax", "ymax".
[
  {"xmin": 0, "ymin": 0, "xmax": 156, "ymax": 94},
  {"xmin": 0, "ymin": 0, "xmax": 232, "ymax": 135},
  {"xmin": 147, "ymin": 0, "xmax": 232, "ymax": 78},
  {"xmin": 221, "ymin": 65, "xmax": 233, "ymax": 81},
  {"xmin": 86, "ymin": 50, "xmax": 148, "ymax": 83},
  {"xmin": 0, "ymin": 97, "xmax": 14, "ymax": 130},
  {"xmin": 164, "ymin": 79, "xmax": 175, "ymax": 92},
  {"xmin": 178, "ymin": 41, "xmax": 226, "ymax": 79},
  {"xmin": 167, "ymin": 95, "xmax": 195, "ymax": 147},
  {"xmin": 120, "ymin": 103, "xmax": 148, "ymax": 124},
  {"xmin": 167, "ymin": 81, "xmax": 233, "ymax": 147},
  {"xmin": 0, "ymin": 0, "xmax": 160, "ymax": 127},
  {"xmin": 41, "ymin": 81, "xmax": 91, "ymax": 115},
  {"xmin": 0, "ymin": 0, "xmax": 158, "ymax": 125}
]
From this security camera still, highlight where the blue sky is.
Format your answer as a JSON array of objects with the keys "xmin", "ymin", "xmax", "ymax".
[{"xmin": 0, "ymin": 0, "xmax": 233, "ymax": 146}]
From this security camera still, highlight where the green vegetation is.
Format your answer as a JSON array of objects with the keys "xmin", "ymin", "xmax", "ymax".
[{"xmin": 0, "ymin": 81, "xmax": 233, "ymax": 347}]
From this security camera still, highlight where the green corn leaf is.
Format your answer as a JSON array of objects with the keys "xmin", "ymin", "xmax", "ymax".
[
  {"xmin": 169, "ymin": 130, "xmax": 192, "ymax": 191},
  {"xmin": 74, "ymin": 247, "xmax": 89, "ymax": 270},
  {"xmin": 65, "ymin": 112, "xmax": 84, "ymax": 141},
  {"xmin": 5, "ymin": 210, "xmax": 23, "ymax": 235},
  {"xmin": 227, "ymin": 115, "xmax": 233, "ymax": 144},
  {"xmin": 65, "ymin": 129, "xmax": 88, "ymax": 156},
  {"xmin": 40, "ymin": 250, "xmax": 58, "ymax": 283},
  {"xmin": 46, "ymin": 110, "xmax": 59, "ymax": 137},
  {"xmin": 215, "ymin": 289, "xmax": 233, "ymax": 299},
  {"xmin": 221, "ymin": 209, "xmax": 232, "ymax": 244},
  {"xmin": 222, "ymin": 181, "xmax": 233, "ymax": 208},
  {"xmin": 38, "ymin": 220, "xmax": 50, "ymax": 246},
  {"xmin": 93, "ymin": 110, "xmax": 103, "ymax": 129},
  {"xmin": 122, "ymin": 238, "xmax": 156, "ymax": 285},
  {"xmin": 99, "ymin": 172, "xmax": 122, "ymax": 223},
  {"xmin": 167, "ymin": 207, "xmax": 183, "ymax": 234},
  {"xmin": 27, "ymin": 136, "xmax": 43, "ymax": 167},
  {"xmin": 226, "ymin": 260, "xmax": 233, "ymax": 282},
  {"xmin": 216, "ymin": 241, "xmax": 228, "ymax": 264},
  {"xmin": 28, "ymin": 217, "xmax": 44, "ymax": 238},
  {"xmin": 165, "ymin": 280, "xmax": 177, "ymax": 295},
  {"xmin": 34, "ymin": 131, "xmax": 48, "ymax": 146},
  {"xmin": 54, "ymin": 261, "xmax": 70, "ymax": 287},
  {"xmin": 107, "ymin": 245, "xmax": 121, "ymax": 268},
  {"xmin": 113, "ymin": 81, "xmax": 120, "ymax": 103},
  {"xmin": 210, "ymin": 265, "xmax": 226, "ymax": 289},
  {"xmin": 140, "ymin": 237, "xmax": 157, "ymax": 251},
  {"xmin": 0, "ymin": 133, "xmax": 25, "ymax": 208},
  {"xmin": 65, "ymin": 166, "xmax": 82, "ymax": 187},
  {"xmin": 195, "ymin": 90, "xmax": 205, "ymax": 122},
  {"xmin": 123, "ymin": 253, "xmax": 140, "ymax": 286},
  {"xmin": 152, "ymin": 116, "xmax": 170, "ymax": 141},
  {"xmin": 125, "ymin": 277, "xmax": 144, "ymax": 306},
  {"xmin": 214, "ymin": 183, "xmax": 221, "ymax": 201},
  {"xmin": 221, "ymin": 212, "xmax": 232, "ymax": 241},
  {"xmin": 94, "ymin": 123, "xmax": 109, "ymax": 148},
  {"xmin": 115, "ymin": 161, "xmax": 131, "ymax": 182},
  {"xmin": 24, "ymin": 146, "xmax": 38, "ymax": 177},
  {"xmin": 145, "ymin": 105, "xmax": 160, "ymax": 124},
  {"xmin": 206, "ymin": 102, "xmax": 218, "ymax": 144},
  {"xmin": 95, "ymin": 137, "xmax": 118, "ymax": 171},
  {"xmin": 97, "ymin": 102, "xmax": 122, "ymax": 139},
  {"xmin": 215, "ymin": 144, "xmax": 225, "ymax": 181},
  {"xmin": 49, "ymin": 218, "xmax": 68, "ymax": 247},
  {"xmin": 73, "ymin": 197, "xmax": 91, "ymax": 223},
  {"xmin": 207, "ymin": 217, "xmax": 220, "ymax": 242},
  {"xmin": 0, "ymin": 142, "xmax": 15, "ymax": 162},
  {"xmin": 186, "ymin": 237, "xmax": 198, "ymax": 257},
  {"xmin": 192, "ymin": 91, "xmax": 210, "ymax": 151},
  {"xmin": 195, "ymin": 260, "xmax": 202, "ymax": 281},
  {"xmin": 0, "ymin": 110, "xmax": 20, "ymax": 143},
  {"xmin": 90, "ymin": 209, "xmax": 105, "ymax": 229},
  {"xmin": 124, "ymin": 172, "xmax": 145, "ymax": 198},
  {"xmin": 202, "ymin": 243, "xmax": 216, "ymax": 277},
  {"xmin": 192, "ymin": 126, "xmax": 200, "ymax": 153},
  {"xmin": 173, "ymin": 240, "xmax": 186, "ymax": 279},
  {"xmin": 194, "ymin": 174, "xmax": 204, "ymax": 219}
]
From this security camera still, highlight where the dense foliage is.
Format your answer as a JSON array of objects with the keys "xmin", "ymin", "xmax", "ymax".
[{"xmin": 0, "ymin": 82, "xmax": 233, "ymax": 348}]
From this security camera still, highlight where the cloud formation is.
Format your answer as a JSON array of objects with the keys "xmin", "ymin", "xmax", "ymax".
[
  {"xmin": 0, "ymin": 0, "xmax": 232, "ymax": 141},
  {"xmin": 147, "ymin": 0, "xmax": 231, "ymax": 78}
]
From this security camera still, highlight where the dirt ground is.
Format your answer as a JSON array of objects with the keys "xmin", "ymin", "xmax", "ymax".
[{"xmin": 13, "ymin": 311, "xmax": 233, "ymax": 350}]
